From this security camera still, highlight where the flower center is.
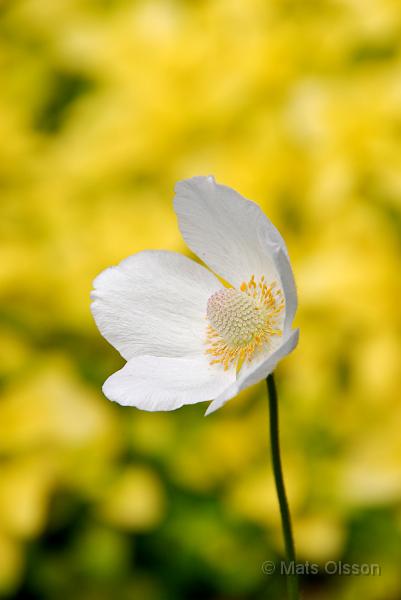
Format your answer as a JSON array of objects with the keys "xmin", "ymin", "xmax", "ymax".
[{"xmin": 206, "ymin": 275, "xmax": 284, "ymax": 371}]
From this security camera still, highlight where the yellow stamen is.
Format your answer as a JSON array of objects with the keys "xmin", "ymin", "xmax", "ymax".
[{"xmin": 205, "ymin": 275, "xmax": 285, "ymax": 371}]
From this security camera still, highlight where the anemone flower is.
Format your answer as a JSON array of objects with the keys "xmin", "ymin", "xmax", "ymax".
[
  {"xmin": 91, "ymin": 176, "xmax": 299, "ymax": 415},
  {"xmin": 91, "ymin": 176, "xmax": 300, "ymax": 600}
]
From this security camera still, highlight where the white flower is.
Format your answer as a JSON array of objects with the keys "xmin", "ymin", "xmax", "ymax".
[{"xmin": 91, "ymin": 176, "xmax": 299, "ymax": 415}]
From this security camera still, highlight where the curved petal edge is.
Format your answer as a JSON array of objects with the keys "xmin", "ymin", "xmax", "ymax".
[
  {"xmin": 103, "ymin": 355, "xmax": 236, "ymax": 412},
  {"xmin": 205, "ymin": 328, "xmax": 299, "ymax": 415}
]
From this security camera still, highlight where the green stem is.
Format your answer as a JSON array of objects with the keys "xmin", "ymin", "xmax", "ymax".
[{"xmin": 266, "ymin": 373, "xmax": 299, "ymax": 600}]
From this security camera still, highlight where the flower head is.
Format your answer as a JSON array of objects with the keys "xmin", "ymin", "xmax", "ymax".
[{"xmin": 91, "ymin": 176, "xmax": 299, "ymax": 414}]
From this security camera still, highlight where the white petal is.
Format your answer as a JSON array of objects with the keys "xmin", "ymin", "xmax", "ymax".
[
  {"xmin": 91, "ymin": 250, "xmax": 222, "ymax": 360},
  {"xmin": 205, "ymin": 329, "xmax": 299, "ymax": 415},
  {"xmin": 103, "ymin": 355, "xmax": 236, "ymax": 411},
  {"xmin": 269, "ymin": 244, "xmax": 298, "ymax": 333},
  {"xmin": 174, "ymin": 176, "xmax": 288, "ymax": 288}
]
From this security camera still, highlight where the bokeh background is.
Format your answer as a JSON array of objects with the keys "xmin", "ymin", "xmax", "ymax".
[{"xmin": 1, "ymin": 0, "xmax": 401, "ymax": 598}]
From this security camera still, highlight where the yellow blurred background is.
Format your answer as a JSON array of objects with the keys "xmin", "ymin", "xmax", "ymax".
[{"xmin": 1, "ymin": 0, "xmax": 401, "ymax": 598}]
